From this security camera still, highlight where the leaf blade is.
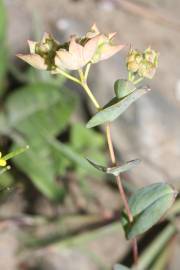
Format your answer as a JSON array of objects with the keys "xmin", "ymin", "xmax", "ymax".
[
  {"xmin": 86, "ymin": 87, "xmax": 150, "ymax": 128},
  {"xmin": 121, "ymin": 183, "xmax": 177, "ymax": 240},
  {"xmin": 86, "ymin": 158, "xmax": 140, "ymax": 176}
]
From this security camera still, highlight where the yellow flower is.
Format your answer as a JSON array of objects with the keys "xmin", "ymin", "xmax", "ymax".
[{"xmin": 0, "ymin": 152, "xmax": 7, "ymax": 167}]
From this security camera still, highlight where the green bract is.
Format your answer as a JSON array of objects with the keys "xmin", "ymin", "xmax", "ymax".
[
  {"xmin": 121, "ymin": 183, "xmax": 178, "ymax": 240},
  {"xmin": 114, "ymin": 79, "xmax": 136, "ymax": 99},
  {"xmin": 87, "ymin": 158, "xmax": 140, "ymax": 176},
  {"xmin": 86, "ymin": 86, "xmax": 150, "ymax": 128}
]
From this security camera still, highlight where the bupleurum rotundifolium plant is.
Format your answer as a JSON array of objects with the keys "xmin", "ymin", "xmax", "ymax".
[{"xmin": 17, "ymin": 24, "xmax": 177, "ymax": 269}]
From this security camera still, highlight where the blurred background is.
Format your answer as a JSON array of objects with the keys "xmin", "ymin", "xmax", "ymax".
[{"xmin": 0, "ymin": 0, "xmax": 180, "ymax": 269}]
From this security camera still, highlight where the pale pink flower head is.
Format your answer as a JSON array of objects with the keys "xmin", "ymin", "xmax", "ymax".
[
  {"xmin": 55, "ymin": 24, "xmax": 125, "ymax": 70},
  {"xmin": 86, "ymin": 24, "xmax": 125, "ymax": 64},
  {"xmin": 17, "ymin": 33, "xmax": 60, "ymax": 70},
  {"xmin": 18, "ymin": 24, "xmax": 125, "ymax": 72},
  {"xmin": 55, "ymin": 35, "xmax": 100, "ymax": 70}
]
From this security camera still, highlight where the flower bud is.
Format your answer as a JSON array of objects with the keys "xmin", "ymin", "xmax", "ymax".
[
  {"xmin": 127, "ymin": 47, "xmax": 158, "ymax": 79},
  {"xmin": 127, "ymin": 50, "xmax": 143, "ymax": 73}
]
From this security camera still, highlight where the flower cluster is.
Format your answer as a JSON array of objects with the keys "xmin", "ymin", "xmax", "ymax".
[
  {"xmin": 127, "ymin": 47, "xmax": 158, "ymax": 79},
  {"xmin": 17, "ymin": 24, "xmax": 124, "ymax": 71},
  {"xmin": 17, "ymin": 33, "xmax": 60, "ymax": 71}
]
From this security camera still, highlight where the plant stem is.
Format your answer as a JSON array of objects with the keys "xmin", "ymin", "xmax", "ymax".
[
  {"xmin": 78, "ymin": 69, "xmax": 100, "ymax": 109},
  {"xmin": 105, "ymin": 124, "xmax": 133, "ymax": 222},
  {"xmin": 106, "ymin": 123, "xmax": 138, "ymax": 264},
  {"xmin": 81, "ymin": 82, "xmax": 101, "ymax": 110},
  {"xmin": 133, "ymin": 77, "xmax": 144, "ymax": 85},
  {"xmin": 79, "ymin": 70, "xmax": 138, "ymax": 264},
  {"xmin": 84, "ymin": 63, "xmax": 91, "ymax": 81},
  {"xmin": 132, "ymin": 238, "xmax": 139, "ymax": 265},
  {"xmin": 56, "ymin": 68, "xmax": 82, "ymax": 85}
]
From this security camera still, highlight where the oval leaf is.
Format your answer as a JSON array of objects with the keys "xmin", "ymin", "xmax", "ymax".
[
  {"xmin": 86, "ymin": 158, "xmax": 140, "ymax": 176},
  {"xmin": 121, "ymin": 183, "xmax": 177, "ymax": 240},
  {"xmin": 86, "ymin": 87, "xmax": 150, "ymax": 128},
  {"xmin": 114, "ymin": 79, "xmax": 136, "ymax": 99}
]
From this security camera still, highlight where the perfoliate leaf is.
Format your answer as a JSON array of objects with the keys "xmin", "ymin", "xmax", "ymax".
[
  {"xmin": 86, "ymin": 87, "xmax": 150, "ymax": 128},
  {"xmin": 87, "ymin": 158, "xmax": 140, "ymax": 176},
  {"xmin": 114, "ymin": 79, "xmax": 136, "ymax": 99},
  {"xmin": 121, "ymin": 183, "xmax": 177, "ymax": 240}
]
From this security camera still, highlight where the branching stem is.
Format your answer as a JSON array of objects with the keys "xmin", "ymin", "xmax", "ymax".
[{"xmin": 57, "ymin": 68, "xmax": 82, "ymax": 85}]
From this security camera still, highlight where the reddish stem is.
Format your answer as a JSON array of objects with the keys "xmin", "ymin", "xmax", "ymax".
[
  {"xmin": 132, "ymin": 238, "xmax": 139, "ymax": 264},
  {"xmin": 105, "ymin": 123, "xmax": 138, "ymax": 264},
  {"xmin": 80, "ymin": 78, "xmax": 138, "ymax": 265}
]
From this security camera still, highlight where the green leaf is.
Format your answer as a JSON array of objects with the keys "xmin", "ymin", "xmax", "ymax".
[
  {"xmin": 0, "ymin": 0, "xmax": 6, "ymax": 39},
  {"xmin": 114, "ymin": 79, "xmax": 136, "ymax": 99},
  {"xmin": 121, "ymin": 183, "xmax": 177, "ymax": 240},
  {"xmin": 12, "ymin": 140, "xmax": 65, "ymax": 201},
  {"xmin": 5, "ymin": 83, "xmax": 76, "ymax": 138},
  {"xmin": 114, "ymin": 264, "xmax": 130, "ymax": 270},
  {"xmin": 86, "ymin": 159, "xmax": 140, "ymax": 176},
  {"xmin": 71, "ymin": 123, "xmax": 105, "ymax": 151},
  {"xmin": 70, "ymin": 123, "xmax": 106, "ymax": 177},
  {"xmin": 0, "ymin": 167, "xmax": 11, "ymax": 179},
  {"xmin": 48, "ymin": 138, "xmax": 92, "ymax": 172},
  {"xmin": 1, "ymin": 83, "xmax": 77, "ymax": 200},
  {"xmin": 86, "ymin": 87, "xmax": 150, "ymax": 128}
]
